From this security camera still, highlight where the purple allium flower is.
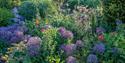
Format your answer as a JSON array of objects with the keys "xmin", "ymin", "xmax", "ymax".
[
  {"xmin": 27, "ymin": 37, "xmax": 42, "ymax": 56},
  {"xmin": 61, "ymin": 31, "xmax": 73, "ymax": 39},
  {"xmin": 96, "ymin": 27, "xmax": 105, "ymax": 35},
  {"xmin": 66, "ymin": 56, "xmax": 77, "ymax": 63},
  {"xmin": 87, "ymin": 54, "xmax": 98, "ymax": 63},
  {"xmin": 93, "ymin": 43, "xmax": 105, "ymax": 54},
  {"xmin": 61, "ymin": 44, "xmax": 76, "ymax": 56},
  {"xmin": 58, "ymin": 27, "xmax": 66, "ymax": 33},
  {"xmin": 75, "ymin": 40, "xmax": 84, "ymax": 48},
  {"xmin": 63, "ymin": 31, "xmax": 73, "ymax": 39},
  {"xmin": 58, "ymin": 27, "xmax": 73, "ymax": 39}
]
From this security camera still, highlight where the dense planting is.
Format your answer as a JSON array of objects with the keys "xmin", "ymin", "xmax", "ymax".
[{"xmin": 0, "ymin": 0, "xmax": 125, "ymax": 63}]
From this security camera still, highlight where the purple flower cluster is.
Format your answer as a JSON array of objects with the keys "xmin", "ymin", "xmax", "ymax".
[
  {"xmin": 93, "ymin": 43, "xmax": 105, "ymax": 54},
  {"xmin": 58, "ymin": 27, "xmax": 73, "ymax": 39},
  {"xmin": 0, "ymin": 24, "xmax": 27, "ymax": 43},
  {"xmin": 66, "ymin": 56, "xmax": 77, "ymax": 63},
  {"xmin": 75, "ymin": 40, "xmax": 84, "ymax": 48},
  {"xmin": 61, "ymin": 44, "xmax": 76, "ymax": 56},
  {"xmin": 87, "ymin": 54, "xmax": 98, "ymax": 63},
  {"xmin": 26, "ymin": 37, "xmax": 42, "ymax": 56}
]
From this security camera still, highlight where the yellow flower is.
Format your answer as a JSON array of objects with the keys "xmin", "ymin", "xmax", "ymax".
[
  {"xmin": 35, "ymin": 18, "xmax": 40, "ymax": 25},
  {"xmin": 1, "ymin": 55, "xmax": 8, "ymax": 61},
  {"xmin": 7, "ymin": 47, "xmax": 13, "ymax": 52},
  {"xmin": 5, "ymin": 55, "xmax": 8, "ymax": 58}
]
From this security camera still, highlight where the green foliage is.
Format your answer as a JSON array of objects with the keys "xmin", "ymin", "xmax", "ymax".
[
  {"xmin": 0, "ymin": 39, "xmax": 9, "ymax": 54},
  {"xmin": 103, "ymin": 0, "xmax": 125, "ymax": 30},
  {"xmin": 0, "ymin": 0, "xmax": 13, "ymax": 9},
  {"xmin": 38, "ymin": 0, "xmax": 58, "ymax": 18},
  {"xmin": 103, "ymin": 31, "xmax": 125, "ymax": 63},
  {"xmin": 38, "ymin": 2, "xmax": 48, "ymax": 18},
  {"xmin": 0, "ymin": 8, "xmax": 14, "ymax": 26},
  {"xmin": 19, "ymin": 1, "xmax": 37, "ymax": 20},
  {"xmin": 66, "ymin": 0, "xmax": 101, "ymax": 11}
]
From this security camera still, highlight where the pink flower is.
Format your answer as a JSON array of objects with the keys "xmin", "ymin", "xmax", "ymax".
[
  {"xmin": 41, "ymin": 28, "xmax": 45, "ymax": 32},
  {"xmin": 98, "ymin": 34, "xmax": 104, "ymax": 41}
]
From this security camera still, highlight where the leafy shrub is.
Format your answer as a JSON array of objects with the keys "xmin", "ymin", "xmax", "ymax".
[
  {"xmin": 0, "ymin": 39, "xmax": 9, "ymax": 54},
  {"xmin": 0, "ymin": 0, "xmax": 13, "ymax": 9},
  {"xmin": 19, "ymin": 1, "xmax": 37, "ymax": 20},
  {"xmin": 38, "ymin": 0, "xmax": 58, "ymax": 18},
  {"xmin": 38, "ymin": 2, "xmax": 48, "ymax": 18},
  {"xmin": 0, "ymin": 8, "xmax": 14, "ymax": 26},
  {"xmin": 103, "ymin": 0, "xmax": 125, "ymax": 30},
  {"xmin": 63, "ymin": 0, "xmax": 100, "ymax": 12}
]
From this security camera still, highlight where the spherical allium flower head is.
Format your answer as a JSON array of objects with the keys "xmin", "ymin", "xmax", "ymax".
[
  {"xmin": 93, "ymin": 43, "xmax": 105, "ymax": 54},
  {"xmin": 58, "ymin": 27, "xmax": 73, "ymax": 39},
  {"xmin": 66, "ymin": 56, "xmax": 77, "ymax": 63},
  {"xmin": 96, "ymin": 27, "xmax": 105, "ymax": 35},
  {"xmin": 62, "ymin": 31, "xmax": 73, "ymax": 39},
  {"xmin": 87, "ymin": 54, "xmax": 98, "ymax": 63},
  {"xmin": 75, "ymin": 40, "xmax": 84, "ymax": 48},
  {"xmin": 58, "ymin": 27, "xmax": 66, "ymax": 33},
  {"xmin": 61, "ymin": 44, "xmax": 76, "ymax": 56},
  {"xmin": 27, "ymin": 37, "xmax": 42, "ymax": 56}
]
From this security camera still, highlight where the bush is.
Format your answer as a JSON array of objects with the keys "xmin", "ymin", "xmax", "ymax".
[
  {"xmin": 19, "ymin": 1, "xmax": 37, "ymax": 20},
  {"xmin": 62, "ymin": 0, "xmax": 100, "ymax": 12},
  {"xmin": 38, "ymin": 2, "xmax": 48, "ymax": 18},
  {"xmin": 0, "ymin": 8, "xmax": 14, "ymax": 26},
  {"xmin": 38, "ymin": 0, "xmax": 58, "ymax": 18},
  {"xmin": 103, "ymin": 0, "xmax": 125, "ymax": 30},
  {"xmin": 0, "ymin": 0, "xmax": 13, "ymax": 9}
]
